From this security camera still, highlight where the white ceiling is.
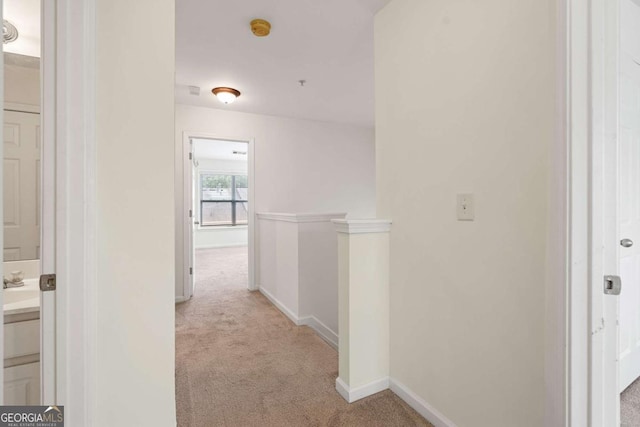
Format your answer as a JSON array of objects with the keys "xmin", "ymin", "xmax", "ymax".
[
  {"xmin": 176, "ymin": 0, "xmax": 391, "ymax": 128},
  {"xmin": 3, "ymin": 0, "xmax": 40, "ymax": 58},
  {"xmin": 193, "ymin": 139, "xmax": 249, "ymax": 161}
]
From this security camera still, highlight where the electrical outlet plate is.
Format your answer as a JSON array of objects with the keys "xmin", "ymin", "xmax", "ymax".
[{"xmin": 457, "ymin": 193, "xmax": 474, "ymax": 221}]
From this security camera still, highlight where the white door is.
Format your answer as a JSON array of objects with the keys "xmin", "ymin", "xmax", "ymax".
[
  {"xmin": 3, "ymin": 110, "xmax": 41, "ymax": 261},
  {"xmin": 619, "ymin": 0, "xmax": 640, "ymax": 393}
]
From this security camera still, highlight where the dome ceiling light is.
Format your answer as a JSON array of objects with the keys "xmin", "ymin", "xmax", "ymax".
[
  {"xmin": 212, "ymin": 87, "xmax": 241, "ymax": 104},
  {"xmin": 3, "ymin": 20, "xmax": 18, "ymax": 44}
]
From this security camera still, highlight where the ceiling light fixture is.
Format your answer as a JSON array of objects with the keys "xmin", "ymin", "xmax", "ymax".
[
  {"xmin": 212, "ymin": 87, "xmax": 241, "ymax": 104},
  {"xmin": 3, "ymin": 20, "xmax": 18, "ymax": 44}
]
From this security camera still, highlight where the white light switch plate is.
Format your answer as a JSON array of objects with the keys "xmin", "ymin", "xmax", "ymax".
[{"xmin": 457, "ymin": 194, "xmax": 474, "ymax": 221}]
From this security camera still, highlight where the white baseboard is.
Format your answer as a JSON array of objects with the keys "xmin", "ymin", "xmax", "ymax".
[
  {"xmin": 175, "ymin": 296, "xmax": 189, "ymax": 304},
  {"xmin": 258, "ymin": 287, "xmax": 300, "ymax": 324},
  {"xmin": 258, "ymin": 287, "xmax": 339, "ymax": 349},
  {"xmin": 389, "ymin": 378, "xmax": 457, "ymax": 427},
  {"xmin": 298, "ymin": 315, "xmax": 338, "ymax": 349},
  {"xmin": 336, "ymin": 377, "xmax": 389, "ymax": 403},
  {"xmin": 195, "ymin": 243, "xmax": 248, "ymax": 249}
]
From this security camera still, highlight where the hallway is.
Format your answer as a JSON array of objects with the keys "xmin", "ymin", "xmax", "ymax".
[{"xmin": 175, "ymin": 247, "xmax": 430, "ymax": 426}]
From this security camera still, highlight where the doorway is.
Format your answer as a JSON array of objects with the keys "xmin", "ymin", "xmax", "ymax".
[
  {"xmin": 181, "ymin": 135, "xmax": 255, "ymax": 301},
  {"xmin": 2, "ymin": 0, "xmax": 43, "ymax": 405}
]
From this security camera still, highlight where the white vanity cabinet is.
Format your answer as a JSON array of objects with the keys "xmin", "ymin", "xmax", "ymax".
[
  {"xmin": 4, "ymin": 362, "xmax": 40, "ymax": 405},
  {"xmin": 3, "ymin": 279, "xmax": 41, "ymax": 405},
  {"xmin": 4, "ymin": 316, "xmax": 40, "ymax": 405}
]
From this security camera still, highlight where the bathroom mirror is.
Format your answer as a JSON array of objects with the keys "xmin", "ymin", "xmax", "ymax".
[{"xmin": 3, "ymin": 51, "xmax": 42, "ymax": 260}]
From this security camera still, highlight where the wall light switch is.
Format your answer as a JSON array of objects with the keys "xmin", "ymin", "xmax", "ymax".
[{"xmin": 457, "ymin": 193, "xmax": 474, "ymax": 221}]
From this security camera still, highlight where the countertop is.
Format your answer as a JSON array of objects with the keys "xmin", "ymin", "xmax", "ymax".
[{"xmin": 4, "ymin": 279, "xmax": 40, "ymax": 316}]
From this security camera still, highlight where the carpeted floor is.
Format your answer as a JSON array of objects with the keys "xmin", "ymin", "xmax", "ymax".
[
  {"xmin": 622, "ymin": 377, "xmax": 640, "ymax": 427},
  {"xmin": 175, "ymin": 246, "xmax": 432, "ymax": 427}
]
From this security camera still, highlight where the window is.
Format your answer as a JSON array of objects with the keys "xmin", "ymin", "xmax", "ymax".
[{"xmin": 200, "ymin": 174, "xmax": 248, "ymax": 226}]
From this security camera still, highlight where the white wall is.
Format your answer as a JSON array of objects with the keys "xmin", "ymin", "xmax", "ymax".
[
  {"xmin": 257, "ymin": 213, "xmax": 344, "ymax": 347},
  {"xmin": 194, "ymin": 227, "xmax": 247, "ymax": 249},
  {"xmin": 4, "ymin": 62, "xmax": 40, "ymax": 107},
  {"xmin": 194, "ymin": 157, "xmax": 248, "ymax": 248},
  {"xmin": 95, "ymin": 0, "xmax": 176, "ymax": 425},
  {"xmin": 298, "ymin": 220, "xmax": 341, "ymax": 335},
  {"xmin": 258, "ymin": 218, "xmax": 300, "ymax": 316},
  {"xmin": 376, "ymin": 1, "xmax": 556, "ymax": 426},
  {"xmin": 175, "ymin": 105, "xmax": 376, "ymax": 298}
]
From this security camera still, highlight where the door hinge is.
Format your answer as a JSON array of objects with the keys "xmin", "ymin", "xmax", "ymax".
[
  {"xmin": 189, "ymin": 152, "xmax": 192, "ymax": 160},
  {"xmin": 189, "ymin": 209, "xmax": 193, "ymax": 218},
  {"xmin": 189, "ymin": 267, "xmax": 193, "ymax": 275},
  {"xmin": 39, "ymin": 274, "xmax": 56, "ymax": 292}
]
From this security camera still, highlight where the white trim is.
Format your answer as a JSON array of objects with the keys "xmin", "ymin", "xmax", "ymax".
[
  {"xmin": 0, "ymin": 0, "xmax": 4, "ymax": 405},
  {"xmin": 197, "ymin": 226, "xmax": 248, "ymax": 232},
  {"xmin": 182, "ymin": 133, "xmax": 193, "ymax": 300},
  {"xmin": 332, "ymin": 219, "xmax": 392, "ymax": 234},
  {"xmin": 258, "ymin": 287, "xmax": 299, "ymax": 324},
  {"xmin": 175, "ymin": 296, "xmax": 188, "ymax": 304},
  {"xmin": 45, "ymin": 0, "xmax": 97, "ymax": 424},
  {"xmin": 565, "ymin": 0, "xmax": 622, "ymax": 425},
  {"xmin": 389, "ymin": 379, "xmax": 457, "ymax": 427},
  {"xmin": 588, "ymin": 0, "xmax": 621, "ymax": 424},
  {"xmin": 4, "ymin": 102, "xmax": 40, "ymax": 114},
  {"xmin": 195, "ymin": 243, "xmax": 248, "ymax": 250},
  {"xmin": 335, "ymin": 377, "xmax": 389, "ymax": 403},
  {"xmin": 567, "ymin": 0, "xmax": 589, "ymax": 423},
  {"xmin": 256, "ymin": 212, "xmax": 347, "ymax": 223},
  {"xmin": 258, "ymin": 288, "xmax": 339, "ymax": 349},
  {"xmin": 40, "ymin": 0, "xmax": 57, "ymax": 405},
  {"xmin": 197, "ymin": 225, "xmax": 248, "ymax": 231},
  {"xmin": 298, "ymin": 316, "xmax": 338, "ymax": 349},
  {"xmin": 182, "ymin": 132, "xmax": 257, "ymax": 297}
]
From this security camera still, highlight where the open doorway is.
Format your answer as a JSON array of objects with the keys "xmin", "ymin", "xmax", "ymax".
[
  {"xmin": 2, "ymin": 0, "xmax": 42, "ymax": 405},
  {"xmin": 188, "ymin": 138, "xmax": 250, "ymax": 297}
]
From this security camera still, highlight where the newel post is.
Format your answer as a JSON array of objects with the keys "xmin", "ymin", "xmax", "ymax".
[{"xmin": 332, "ymin": 219, "xmax": 392, "ymax": 403}]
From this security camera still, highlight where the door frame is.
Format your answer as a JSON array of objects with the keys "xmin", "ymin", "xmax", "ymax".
[
  {"xmin": 564, "ymin": 0, "xmax": 621, "ymax": 425},
  {"xmin": 181, "ymin": 131, "xmax": 256, "ymax": 299},
  {"xmin": 40, "ymin": 0, "xmax": 98, "ymax": 423}
]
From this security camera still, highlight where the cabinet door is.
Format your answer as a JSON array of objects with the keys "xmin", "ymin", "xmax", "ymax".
[{"xmin": 4, "ymin": 362, "xmax": 40, "ymax": 405}]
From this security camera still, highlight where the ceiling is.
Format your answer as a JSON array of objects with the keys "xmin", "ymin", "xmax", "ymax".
[
  {"xmin": 193, "ymin": 139, "xmax": 249, "ymax": 162},
  {"xmin": 3, "ymin": 0, "xmax": 40, "ymax": 58},
  {"xmin": 176, "ymin": 0, "xmax": 391, "ymax": 128}
]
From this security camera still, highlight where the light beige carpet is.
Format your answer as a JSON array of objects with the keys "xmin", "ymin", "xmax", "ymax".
[
  {"xmin": 622, "ymin": 377, "xmax": 640, "ymax": 427},
  {"xmin": 176, "ymin": 246, "xmax": 432, "ymax": 427}
]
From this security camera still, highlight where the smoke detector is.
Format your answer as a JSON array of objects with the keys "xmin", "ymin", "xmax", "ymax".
[{"xmin": 250, "ymin": 19, "xmax": 271, "ymax": 37}]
